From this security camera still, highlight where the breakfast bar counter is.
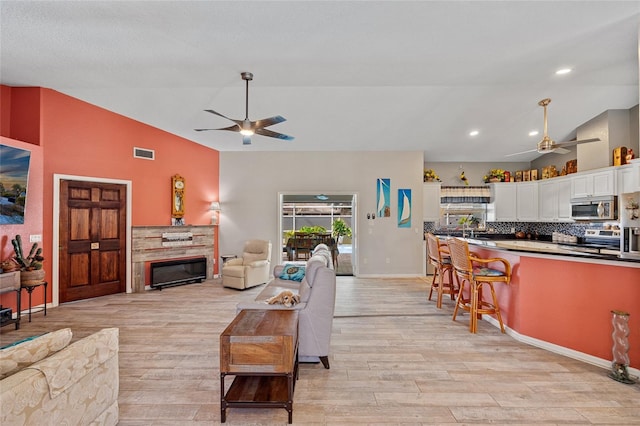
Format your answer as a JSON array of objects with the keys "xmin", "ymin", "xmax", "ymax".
[{"xmin": 460, "ymin": 239, "xmax": 639, "ymax": 371}]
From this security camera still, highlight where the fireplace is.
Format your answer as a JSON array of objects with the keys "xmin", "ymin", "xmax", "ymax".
[{"xmin": 150, "ymin": 257, "xmax": 207, "ymax": 290}]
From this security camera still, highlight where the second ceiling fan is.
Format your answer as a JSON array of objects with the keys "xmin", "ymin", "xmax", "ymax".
[
  {"xmin": 506, "ymin": 98, "xmax": 600, "ymax": 157},
  {"xmin": 195, "ymin": 72, "xmax": 294, "ymax": 145}
]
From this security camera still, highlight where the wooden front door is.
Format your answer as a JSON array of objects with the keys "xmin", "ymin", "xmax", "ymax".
[{"xmin": 59, "ymin": 180, "xmax": 127, "ymax": 303}]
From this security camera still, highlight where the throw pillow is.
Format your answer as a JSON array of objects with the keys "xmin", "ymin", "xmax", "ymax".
[
  {"xmin": 279, "ymin": 264, "xmax": 306, "ymax": 282},
  {"xmin": 0, "ymin": 328, "xmax": 73, "ymax": 379}
]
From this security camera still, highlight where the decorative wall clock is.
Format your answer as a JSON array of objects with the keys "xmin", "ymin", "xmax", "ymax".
[{"xmin": 171, "ymin": 174, "xmax": 185, "ymax": 219}]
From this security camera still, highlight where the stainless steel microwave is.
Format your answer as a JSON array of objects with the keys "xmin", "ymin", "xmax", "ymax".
[{"xmin": 570, "ymin": 196, "xmax": 617, "ymax": 221}]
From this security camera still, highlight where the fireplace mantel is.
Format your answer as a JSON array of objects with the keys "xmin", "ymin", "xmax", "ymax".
[{"xmin": 131, "ymin": 225, "xmax": 215, "ymax": 292}]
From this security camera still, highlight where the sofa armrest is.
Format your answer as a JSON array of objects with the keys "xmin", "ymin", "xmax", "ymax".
[
  {"xmin": 225, "ymin": 258, "xmax": 243, "ymax": 267},
  {"xmin": 28, "ymin": 328, "xmax": 119, "ymax": 398},
  {"xmin": 236, "ymin": 301, "xmax": 307, "ymax": 313},
  {"xmin": 246, "ymin": 259, "xmax": 268, "ymax": 268}
]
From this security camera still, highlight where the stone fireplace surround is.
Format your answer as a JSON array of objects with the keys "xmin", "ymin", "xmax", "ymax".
[{"xmin": 131, "ymin": 225, "xmax": 215, "ymax": 292}]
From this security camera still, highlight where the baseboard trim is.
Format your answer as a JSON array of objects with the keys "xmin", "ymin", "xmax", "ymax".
[{"xmin": 482, "ymin": 316, "xmax": 640, "ymax": 378}]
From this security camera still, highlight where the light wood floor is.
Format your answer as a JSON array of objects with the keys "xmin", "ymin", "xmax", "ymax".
[{"xmin": 2, "ymin": 276, "xmax": 639, "ymax": 425}]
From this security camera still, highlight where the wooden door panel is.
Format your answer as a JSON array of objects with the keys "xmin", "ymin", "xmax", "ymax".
[
  {"xmin": 69, "ymin": 253, "xmax": 90, "ymax": 286},
  {"xmin": 60, "ymin": 180, "xmax": 126, "ymax": 302}
]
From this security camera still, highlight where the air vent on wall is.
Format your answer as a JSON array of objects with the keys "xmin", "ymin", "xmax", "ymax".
[{"xmin": 133, "ymin": 147, "xmax": 155, "ymax": 160}]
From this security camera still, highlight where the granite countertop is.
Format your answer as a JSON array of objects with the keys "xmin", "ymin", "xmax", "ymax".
[{"xmin": 460, "ymin": 238, "xmax": 639, "ymax": 264}]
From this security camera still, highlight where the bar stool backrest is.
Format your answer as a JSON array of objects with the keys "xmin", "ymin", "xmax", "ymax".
[
  {"xmin": 447, "ymin": 238, "xmax": 473, "ymax": 279},
  {"xmin": 426, "ymin": 233, "xmax": 443, "ymax": 265}
]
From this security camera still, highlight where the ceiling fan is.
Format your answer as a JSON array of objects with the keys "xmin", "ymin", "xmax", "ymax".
[
  {"xmin": 195, "ymin": 72, "xmax": 294, "ymax": 145},
  {"xmin": 506, "ymin": 98, "xmax": 600, "ymax": 157}
]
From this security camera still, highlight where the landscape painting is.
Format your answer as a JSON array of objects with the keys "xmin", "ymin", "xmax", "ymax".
[
  {"xmin": 0, "ymin": 145, "xmax": 31, "ymax": 225},
  {"xmin": 397, "ymin": 188, "xmax": 411, "ymax": 228}
]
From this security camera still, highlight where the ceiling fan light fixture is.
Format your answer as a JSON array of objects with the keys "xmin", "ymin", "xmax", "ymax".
[{"xmin": 240, "ymin": 129, "xmax": 254, "ymax": 136}]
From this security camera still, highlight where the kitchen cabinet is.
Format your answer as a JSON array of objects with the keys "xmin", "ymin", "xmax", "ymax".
[
  {"xmin": 422, "ymin": 182, "xmax": 441, "ymax": 221},
  {"xmin": 617, "ymin": 161, "xmax": 640, "ymax": 194},
  {"xmin": 488, "ymin": 182, "xmax": 539, "ymax": 222},
  {"xmin": 487, "ymin": 184, "xmax": 517, "ymax": 221},
  {"xmin": 516, "ymin": 182, "xmax": 538, "ymax": 222},
  {"xmin": 538, "ymin": 177, "xmax": 572, "ymax": 222},
  {"xmin": 570, "ymin": 169, "xmax": 616, "ymax": 199}
]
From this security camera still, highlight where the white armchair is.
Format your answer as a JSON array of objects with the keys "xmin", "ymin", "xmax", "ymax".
[{"xmin": 222, "ymin": 240, "xmax": 272, "ymax": 290}]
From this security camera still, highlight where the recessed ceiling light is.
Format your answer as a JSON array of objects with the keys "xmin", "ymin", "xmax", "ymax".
[
  {"xmin": 469, "ymin": 130, "xmax": 479, "ymax": 136},
  {"xmin": 529, "ymin": 130, "xmax": 539, "ymax": 136},
  {"xmin": 555, "ymin": 68, "xmax": 572, "ymax": 75}
]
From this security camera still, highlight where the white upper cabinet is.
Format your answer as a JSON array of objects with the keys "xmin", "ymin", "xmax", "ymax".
[
  {"xmin": 570, "ymin": 169, "xmax": 616, "ymax": 199},
  {"xmin": 487, "ymin": 183, "xmax": 517, "ymax": 221},
  {"xmin": 538, "ymin": 177, "xmax": 572, "ymax": 222},
  {"xmin": 516, "ymin": 182, "xmax": 539, "ymax": 221},
  {"xmin": 617, "ymin": 161, "xmax": 640, "ymax": 194},
  {"xmin": 422, "ymin": 182, "xmax": 441, "ymax": 221}
]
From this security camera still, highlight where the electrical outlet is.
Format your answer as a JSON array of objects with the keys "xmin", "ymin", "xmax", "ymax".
[
  {"xmin": 363, "ymin": 258, "xmax": 368, "ymax": 264},
  {"xmin": 511, "ymin": 227, "xmax": 515, "ymax": 233},
  {"xmin": 386, "ymin": 257, "xmax": 391, "ymax": 264},
  {"xmin": 30, "ymin": 234, "xmax": 42, "ymax": 243}
]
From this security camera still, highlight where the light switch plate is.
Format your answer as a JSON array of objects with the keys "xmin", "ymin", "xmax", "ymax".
[{"xmin": 30, "ymin": 234, "xmax": 42, "ymax": 243}]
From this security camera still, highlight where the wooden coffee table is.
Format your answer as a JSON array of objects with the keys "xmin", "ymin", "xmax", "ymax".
[{"xmin": 220, "ymin": 309, "xmax": 299, "ymax": 423}]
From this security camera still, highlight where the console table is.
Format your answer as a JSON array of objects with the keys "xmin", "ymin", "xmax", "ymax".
[
  {"xmin": 220, "ymin": 309, "xmax": 299, "ymax": 423},
  {"xmin": 0, "ymin": 271, "xmax": 21, "ymax": 330}
]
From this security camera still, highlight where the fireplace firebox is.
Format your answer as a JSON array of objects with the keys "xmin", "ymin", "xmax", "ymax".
[{"xmin": 150, "ymin": 257, "xmax": 207, "ymax": 290}]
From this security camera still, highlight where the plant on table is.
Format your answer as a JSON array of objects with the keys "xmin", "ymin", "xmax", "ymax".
[{"xmin": 11, "ymin": 234, "xmax": 44, "ymax": 271}]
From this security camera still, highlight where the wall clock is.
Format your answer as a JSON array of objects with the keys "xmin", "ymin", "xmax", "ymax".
[{"xmin": 171, "ymin": 174, "xmax": 185, "ymax": 218}]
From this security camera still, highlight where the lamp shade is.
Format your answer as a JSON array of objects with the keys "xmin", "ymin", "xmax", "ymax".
[{"xmin": 209, "ymin": 201, "xmax": 221, "ymax": 211}]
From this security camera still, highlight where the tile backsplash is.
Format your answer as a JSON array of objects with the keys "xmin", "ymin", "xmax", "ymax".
[{"xmin": 424, "ymin": 221, "xmax": 595, "ymax": 237}]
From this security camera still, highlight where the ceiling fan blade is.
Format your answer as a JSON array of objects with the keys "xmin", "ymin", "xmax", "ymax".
[
  {"xmin": 255, "ymin": 128, "xmax": 295, "ymax": 141},
  {"xmin": 242, "ymin": 135, "xmax": 252, "ymax": 145},
  {"xmin": 552, "ymin": 147, "xmax": 570, "ymax": 154},
  {"xmin": 555, "ymin": 138, "xmax": 601, "ymax": 149},
  {"xmin": 204, "ymin": 109, "xmax": 243, "ymax": 126},
  {"xmin": 254, "ymin": 115, "xmax": 287, "ymax": 129},
  {"xmin": 194, "ymin": 124, "xmax": 241, "ymax": 132},
  {"xmin": 504, "ymin": 148, "xmax": 538, "ymax": 157}
]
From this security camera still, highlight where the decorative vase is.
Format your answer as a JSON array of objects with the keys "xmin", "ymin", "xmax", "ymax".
[
  {"xmin": 20, "ymin": 269, "xmax": 45, "ymax": 286},
  {"xmin": 608, "ymin": 310, "xmax": 636, "ymax": 384},
  {"xmin": 425, "ymin": 177, "xmax": 434, "ymax": 182},
  {"xmin": 489, "ymin": 177, "xmax": 501, "ymax": 183}
]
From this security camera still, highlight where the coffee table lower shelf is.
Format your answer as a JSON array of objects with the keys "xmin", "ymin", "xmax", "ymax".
[{"xmin": 221, "ymin": 373, "xmax": 296, "ymax": 423}]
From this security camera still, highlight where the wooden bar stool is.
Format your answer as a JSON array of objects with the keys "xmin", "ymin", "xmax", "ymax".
[
  {"xmin": 447, "ymin": 238, "xmax": 511, "ymax": 333},
  {"xmin": 426, "ymin": 233, "xmax": 457, "ymax": 308}
]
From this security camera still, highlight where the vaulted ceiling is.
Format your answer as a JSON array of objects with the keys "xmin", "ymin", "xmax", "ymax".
[{"xmin": 1, "ymin": 1, "xmax": 638, "ymax": 162}]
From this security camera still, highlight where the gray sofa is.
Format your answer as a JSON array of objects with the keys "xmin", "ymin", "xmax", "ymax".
[{"xmin": 236, "ymin": 246, "xmax": 336, "ymax": 368}]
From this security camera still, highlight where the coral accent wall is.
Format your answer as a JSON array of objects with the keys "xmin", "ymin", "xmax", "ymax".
[{"xmin": 0, "ymin": 85, "xmax": 220, "ymax": 313}]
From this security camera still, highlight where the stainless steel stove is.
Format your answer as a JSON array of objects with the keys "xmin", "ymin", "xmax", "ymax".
[
  {"xmin": 582, "ymin": 228, "xmax": 621, "ymax": 255},
  {"xmin": 557, "ymin": 228, "xmax": 620, "ymax": 255}
]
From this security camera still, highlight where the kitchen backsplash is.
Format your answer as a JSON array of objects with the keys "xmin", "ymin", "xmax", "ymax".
[{"xmin": 424, "ymin": 221, "xmax": 592, "ymax": 237}]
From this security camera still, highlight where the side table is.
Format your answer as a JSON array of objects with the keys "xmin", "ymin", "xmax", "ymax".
[
  {"xmin": 220, "ymin": 254, "xmax": 237, "ymax": 265},
  {"xmin": 21, "ymin": 281, "xmax": 47, "ymax": 322},
  {"xmin": 220, "ymin": 309, "xmax": 299, "ymax": 423}
]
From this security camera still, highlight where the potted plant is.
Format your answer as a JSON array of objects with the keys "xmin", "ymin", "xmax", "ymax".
[
  {"xmin": 483, "ymin": 168, "xmax": 506, "ymax": 183},
  {"xmin": 332, "ymin": 219, "xmax": 352, "ymax": 244},
  {"xmin": 423, "ymin": 169, "xmax": 440, "ymax": 182},
  {"xmin": 11, "ymin": 234, "xmax": 45, "ymax": 285}
]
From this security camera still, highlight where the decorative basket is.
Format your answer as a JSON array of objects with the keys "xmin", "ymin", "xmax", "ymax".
[{"xmin": 20, "ymin": 269, "xmax": 45, "ymax": 286}]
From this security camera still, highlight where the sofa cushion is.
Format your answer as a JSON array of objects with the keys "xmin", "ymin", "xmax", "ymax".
[
  {"xmin": 279, "ymin": 264, "xmax": 306, "ymax": 281},
  {"xmin": 0, "ymin": 328, "xmax": 72, "ymax": 380}
]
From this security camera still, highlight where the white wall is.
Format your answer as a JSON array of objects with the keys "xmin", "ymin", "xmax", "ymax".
[{"xmin": 220, "ymin": 151, "xmax": 425, "ymax": 276}]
